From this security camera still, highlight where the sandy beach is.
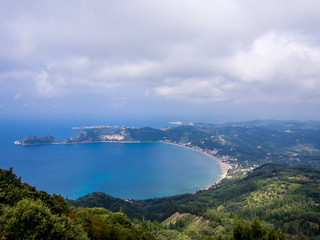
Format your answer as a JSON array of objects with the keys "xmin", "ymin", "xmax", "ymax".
[{"xmin": 161, "ymin": 141, "xmax": 230, "ymax": 187}]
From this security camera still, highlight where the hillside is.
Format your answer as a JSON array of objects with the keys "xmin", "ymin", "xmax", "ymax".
[
  {"xmin": 2, "ymin": 159, "xmax": 320, "ymax": 239},
  {"xmin": 0, "ymin": 168, "xmax": 154, "ymax": 240},
  {"xmin": 70, "ymin": 164, "xmax": 320, "ymax": 239}
]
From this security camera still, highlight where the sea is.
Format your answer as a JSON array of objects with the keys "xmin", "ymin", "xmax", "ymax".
[{"xmin": 0, "ymin": 116, "xmax": 222, "ymax": 200}]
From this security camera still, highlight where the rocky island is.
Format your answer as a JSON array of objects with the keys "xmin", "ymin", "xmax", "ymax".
[{"xmin": 14, "ymin": 135, "xmax": 61, "ymax": 146}]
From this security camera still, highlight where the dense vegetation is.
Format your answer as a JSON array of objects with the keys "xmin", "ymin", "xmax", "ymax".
[
  {"xmin": 70, "ymin": 164, "xmax": 320, "ymax": 239},
  {"xmin": 0, "ymin": 168, "xmax": 154, "ymax": 240}
]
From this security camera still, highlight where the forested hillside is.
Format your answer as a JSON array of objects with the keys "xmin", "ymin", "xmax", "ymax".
[
  {"xmin": 70, "ymin": 164, "xmax": 320, "ymax": 239},
  {"xmin": 1, "ymin": 163, "xmax": 320, "ymax": 239},
  {"xmin": 0, "ymin": 168, "xmax": 154, "ymax": 240}
]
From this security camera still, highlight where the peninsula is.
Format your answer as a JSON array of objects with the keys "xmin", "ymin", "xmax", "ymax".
[{"xmin": 15, "ymin": 120, "xmax": 320, "ymax": 176}]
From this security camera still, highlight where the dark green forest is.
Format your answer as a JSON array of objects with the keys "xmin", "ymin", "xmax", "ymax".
[{"xmin": 0, "ymin": 168, "xmax": 154, "ymax": 240}]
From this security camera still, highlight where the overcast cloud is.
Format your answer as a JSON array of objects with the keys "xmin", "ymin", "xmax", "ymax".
[{"xmin": 1, "ymin": 0, "xmax": 320, "ymax": 119}]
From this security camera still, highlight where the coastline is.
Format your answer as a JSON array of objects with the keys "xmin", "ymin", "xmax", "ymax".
[
  {"xmin": 160, "ymin": 141, "xmax": 230, "ymax": 188},
  {"xmin": 15, "ymin": 138, "xmax": 230, "ymax": 188}
]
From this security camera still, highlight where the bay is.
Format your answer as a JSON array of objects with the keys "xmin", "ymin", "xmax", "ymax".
[{"xmin": 0, "ymin": 118, "xmax": 222, "ymax": 200}]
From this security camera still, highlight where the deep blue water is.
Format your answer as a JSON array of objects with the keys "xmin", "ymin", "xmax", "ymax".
[{"xmin": 0, "ymin": 118, "xmax": 221, "ymax": 200}]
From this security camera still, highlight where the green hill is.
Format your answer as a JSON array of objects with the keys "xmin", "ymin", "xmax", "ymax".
[
  {"xmin": 0, "ymin": 168, "xmax": 154, "ymax": 240},
  {"xmin": 70, "ymin": 164, "xmax": 320, "ymax": 239}
]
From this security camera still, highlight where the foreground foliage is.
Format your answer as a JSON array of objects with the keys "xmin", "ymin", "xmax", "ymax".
[
  {"xmin": 2, "ymin": 164, "xmax": 320, "ymax": 239},
  {"xmin": 0, "ymin": 168, "xmax": 154, "ymax": 240}
]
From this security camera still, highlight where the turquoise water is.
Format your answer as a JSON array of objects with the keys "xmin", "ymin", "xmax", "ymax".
[{"xmin": 0, "ymin": 119, "xmax": 221, "ymax": 200}]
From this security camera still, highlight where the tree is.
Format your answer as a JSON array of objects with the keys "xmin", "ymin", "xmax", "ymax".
[
  {"xmin": 0, "ymin": 198, "xmax": 88, "ymax": 240},
  {"xmin": 233, "ymin": 217, "xmax": 284, "ymax": 240}
]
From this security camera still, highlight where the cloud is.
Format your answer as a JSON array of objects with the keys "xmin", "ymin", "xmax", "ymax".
[
  {"xmin": 22, "ymin": 103, "xmax": 38, "ymax": 108},
  {"xmin": 1, "ymin": 0, "xmax": 320, "ymax": 117},
  {"xmin": 154, "ymin": 78, "xmax": 227, "ymax": 102},
  {"xmin": 36, "ymin": 71, "xmax": 58, "ymax": 97},
  {"xmin": 224, "ymin": 32, "xmax": 320, "ymax": 83},
  {"xmin": 153, "ymin": 32, "xmax": 320, "ymax": 103},
  {"xmin": 220, "ymin": 32, "xmax": 320, "ymax": 102},
  {"xmin": 34, "ymin": 58, "xmax": 159, "ymax": 97},
  {"xmin": 14, "ymin": 93, "xmax": 21, "ymax": 100}
]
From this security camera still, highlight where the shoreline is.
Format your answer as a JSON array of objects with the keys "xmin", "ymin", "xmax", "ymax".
[
  {"xmin": 160, "ymin": 141, "xmax": 230, "ymax": 188},
  {"xmin": 15, "ymin": 139, "xmax": 230, "ymax": 189}
]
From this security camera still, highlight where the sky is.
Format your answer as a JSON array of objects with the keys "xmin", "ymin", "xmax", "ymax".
[{"xmin": 1, "ymin": 0, "xmax": 320, "ymax": 122}]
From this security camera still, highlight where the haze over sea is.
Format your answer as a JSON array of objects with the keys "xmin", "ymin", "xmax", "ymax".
[{"xmin": 0, "ymin": 116, "xmax": 222, "ymax": 200}]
